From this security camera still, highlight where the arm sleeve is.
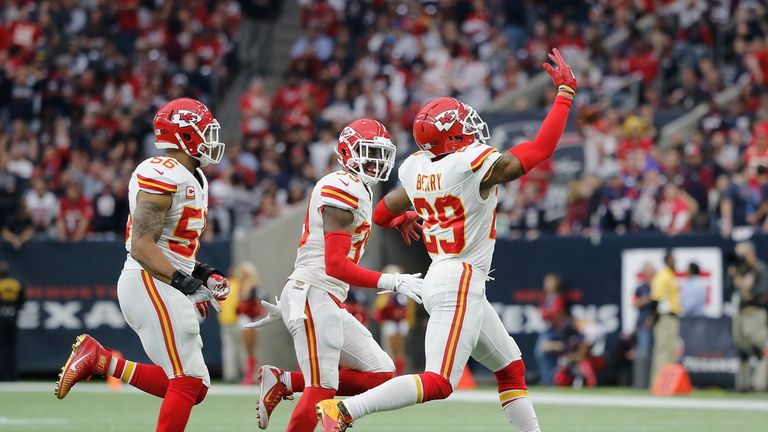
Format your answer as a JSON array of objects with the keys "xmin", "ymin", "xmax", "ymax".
[
  {"xmin": 509, "ymin": 95, "xmax": 572, "ymax": 174},
  {"xmin": 324, "ymin": 231, "xmax": 382, "ymax": 288},
  {"xmin": 373, "ymin": 199, "xmax": 404, "ymax": 228}
]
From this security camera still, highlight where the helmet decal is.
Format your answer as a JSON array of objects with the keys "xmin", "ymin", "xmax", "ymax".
[
  {"xmin": 170, "ymin": 110, "xmax": 202, "ymax": 127},
  {"xmin": 434, "ymin": 109, "xmax": 459, "ymax": 132}
]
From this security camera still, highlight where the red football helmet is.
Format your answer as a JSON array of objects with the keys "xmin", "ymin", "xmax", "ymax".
[
  {"xmin": 153, "ymin": 98, "xmax": 225, "ymax": 166},
  {"xmin": 335, "ymin": 118, "xmax": 396, "ymax": 184},
  {"xmin": 335, "ymin": 118, "xmax": 397, "ymax": 183},
  {"xmin": 412, "ymin": 97, "xmax": 490, "ymax": 157}
]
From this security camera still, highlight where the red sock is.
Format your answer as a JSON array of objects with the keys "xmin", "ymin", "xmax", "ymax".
[
  {"xmin": 494, "ymin": 360, "xmax": 528, "ymax": 408},
  {"xmin": 110, "ymin": 357, "xmax": 169, "ymax": 398},
  {"xmin": 337, "ymin": 369, "xmax": 394, "ymax": 396},
  {"xmin": 286, "ymin": 386, "xmax": 336, "ymax": 432},
  {"xmin": 289, "ymin": 371, "xmax": 305, "ymax": 393},
  {"xmin": 156, "ymin": 377, "xmax": 204, "ymax": 432}
]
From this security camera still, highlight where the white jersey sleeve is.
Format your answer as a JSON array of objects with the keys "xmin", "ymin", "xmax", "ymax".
[
  {"xmin": 318, "ymin": 171, "xmax": 365, "ymax": 212},
  {"xmin": 133, "ymin": 157, "xmax": 188, "ymax": 195},
  {"xmin": 457, "ymin": 143, "xmax": 502, "ymax": 187}
]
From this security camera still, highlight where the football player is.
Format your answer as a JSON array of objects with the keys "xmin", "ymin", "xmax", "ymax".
[
  {"xmin": 317, "ymin": 48, "xmax": 576, "ymax": 432},
  {"xmin": 246, "ymin": 118, "xmax": 423, "ymax": 431},
  {"xmin": 54, "ymin": 98, "xmax": 230, "ymax": 432}
]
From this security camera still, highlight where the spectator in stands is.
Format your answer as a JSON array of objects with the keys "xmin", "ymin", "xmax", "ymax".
[
  {"xmin": 240, "ymin": 78, "xmax": 271, "ymax": 138},
  {"xmin": 680, "ymin": 262, "xmax": 708, "ymax": 318},
  {"xmin": 0, "ymin": 153, "xmax": 20, "ymax": 228},
  {"xmin": 633, "ymin": 263, "xmax": 656, "ymax": 389},
  {"xmin": 24, "ymin": 177, "xmax": 57, "ymax": 236},
  {"xmin": 1, "ymin": 203, "xmax": 34, "ymax": 251},
  {"xmin": 239, "ymin": 0, "xmax": 282, "ymax": 75},
  {"xmin": 535, "ymin": 273, "xmax": 569, "ymax": 385},
  {"xmin": 57, "ymin": 182, "xmax": 92, "ymax": 241},
  {"xmin": 730, "ymin": 241, "xmax": 768, "ymax": 392},
  {"xmin": 506, "ymin": 182, "xmax": 544, "ymax": 240},
  {"xmin": 650, "ymin": 251, "xmax": 681, "ymax": 387},
  {"xmin": 720, "ymin": 165, "xmax": 759, "ymax": 239},
  {"xmin": 656, "ymin": 184, "xmax": 696, "ymax": 236},
  {"xmin": 0, "ymin": 261, "xmax": 24, "ymax": 381},
  {"xmin": 91, "ymin": 182, "xmax": 128, "ymax": 237},
  {"xmin": 600, "ymin": 174, "xmax": 633, "ymax": 234}
]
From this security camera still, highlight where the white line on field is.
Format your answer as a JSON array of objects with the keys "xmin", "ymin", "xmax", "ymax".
[
  {"xmin": 2, "ymin": 382, "xmax": 767, "ymax": 412},
  {"xmin": 0, "ymin": 417, "xmax": 68, "ymax": 425}
]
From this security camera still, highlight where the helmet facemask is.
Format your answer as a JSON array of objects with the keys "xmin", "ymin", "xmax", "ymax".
[
  {"xmin": 339, "ymin": 136, "xmax": 396, "ymax": 184},
  {"xmin": 459, "ymin": 104, "xmax": 490, "ymax": 145},
  {"xmin": 175, "ymin": 119, "xmax": 225, "ymax": 167}
]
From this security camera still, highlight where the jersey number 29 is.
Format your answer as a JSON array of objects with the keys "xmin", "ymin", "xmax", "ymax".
[{"xmin": 413, "ymin": 195, "xmax": 466, "ymax": 254}]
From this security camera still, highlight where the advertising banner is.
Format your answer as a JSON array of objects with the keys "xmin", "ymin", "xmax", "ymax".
[{"xmin": 0, "ymin": 240, "xmax": 230, "ymax": 373}]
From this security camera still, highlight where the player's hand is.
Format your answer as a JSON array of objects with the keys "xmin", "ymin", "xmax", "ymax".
[
  {"xmin": 543, "ymin": 48, "xmax": 577, "ymax": 91},
  {"xmin": 195, "ymin": 300, "xmax": 211, "ymax": 318},
  {"xmin": 206, "ymin": 273, "xmax": 230, "ymax": 301},
  {"xmin": 394, "ymin": 211, "xmax": 422, "ymax": 246},
  {"xmin": 188, "ymin": 287, "xmax": 221, "ymax": 319},
  {"xmin": 243, "ymin": 298, "xmax": 282, "ymax": 328},
  {"xmin": 378, "ymin": 273, "xmax": 424, "ymax": 304}
]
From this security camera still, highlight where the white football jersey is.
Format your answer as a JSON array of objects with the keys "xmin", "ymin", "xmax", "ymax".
[
  {"xmin": 399, "ymin": 143, "xmax": 501, "ymax": 275},
  {"xmin": 289, "ymin": 171, "xmax": 373, "ymax": 301},
  {"xmin": 124, "ymin": 156, "xmax": 209, "ymax": 275}
]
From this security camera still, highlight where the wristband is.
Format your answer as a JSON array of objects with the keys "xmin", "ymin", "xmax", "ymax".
[
  {"xmin": 557, "ymin": 85, "xmax": 576, "ymax": 100},
  {"xmin": 192, "ymin": 262, "xmax": 223, "ymax": 282},
  {"xmin": 171, "ymin": 270, "xmax": 204, "ymax": 295}
]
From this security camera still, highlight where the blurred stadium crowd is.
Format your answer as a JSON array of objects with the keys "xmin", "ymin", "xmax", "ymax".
[{"xmin": 3, "ymin": 0, "xmax": 768, "ymax": 246}]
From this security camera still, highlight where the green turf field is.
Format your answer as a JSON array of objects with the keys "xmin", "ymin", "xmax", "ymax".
[{"xmin": 1, "ymin": 384, "xmax": 767, "ymax": 431}]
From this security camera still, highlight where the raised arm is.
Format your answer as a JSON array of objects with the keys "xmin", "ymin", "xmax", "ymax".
[{"xmin": 481, "ymin": 48, "xmax": 576, "ymax": 191}]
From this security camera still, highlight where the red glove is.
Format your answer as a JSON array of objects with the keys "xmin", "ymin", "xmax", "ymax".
[
  {"xmin": 373, "ymin": 200, "xmax": 423, "ymax": 245},
  {"xmin": 542, "ymin": 48, "xmax": 577, "ymax": 92},
  {"xmin": 206, "ymin": 273, "xmax": 230, "ymax": 301},
  {"xmin": 394, "ymin": 211, "xmax": 422, "ymax": 246},
  {"xmin": 195, "ymin": 301, "xmax": 210, "ymax": 318}
]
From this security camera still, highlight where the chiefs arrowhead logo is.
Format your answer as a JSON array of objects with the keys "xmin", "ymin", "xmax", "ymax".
[
  {"xmin": 170, "ymin": 109, "xmax": 202, "ymax": 127},
  {"xmin": 434, "ymin": 110, "xmax": 459, "ymax": 132},
  {"xmin": 339, "ymin": 126, "xmax": 357, "ymax": 142}
]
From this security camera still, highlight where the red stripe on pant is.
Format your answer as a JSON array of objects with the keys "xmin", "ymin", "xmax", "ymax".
[
  {"xmin": 303, "ymin": 303, "xmax": 321, "ymax": 387},
  {"xmin": 440, "ymin": 263, "xmax": 473, "ymax": 378}
]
